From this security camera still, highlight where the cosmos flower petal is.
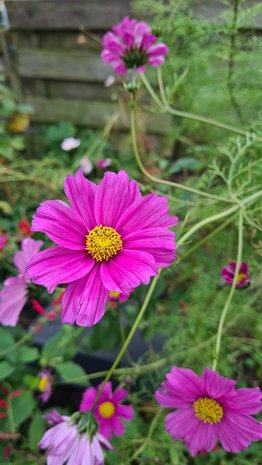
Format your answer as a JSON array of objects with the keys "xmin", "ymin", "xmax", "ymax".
[
  {"xmin": 116, "ymin": 404, "xmax": 134, "ymax": 420},
  {"xmin": 0, "ymin": 276, "xmax": 27, "ymax": 326},
  {"xmin": 112, "ymin": 387, "xmax": 128, "ymax": 403},
  {"xmin": 98, "ymin": 420, "xmax": 112, "ymax": 440},
  {"xmin": 116, "ymin": 193, "xmax": 178, "ymax": 235},
  {"xmin": 32, "ymin": 200, "xmax": 87, "ymax": 250},
  {"xmin": 200, "ymin": 368, "xmax": 236, "ymax": 399},
  {"xmin": 61, "ymin": 266, "xmax": 109, "ymax": 327},
  {"xmin": 111, "ymin": 416, "xmax": 125, "ymax": 436},
  {"xmin": 124, "ymin": 228, "xmax": 176, "ymax": 268},
  {"xmin": 218, "ymin": 413, "xmax": 262, "ymax": 453},
  {"xmin": 184, "ymin": 422, "xmax": 218, "ymax": 457},
  {"xmin": 100, "ymin": 249, "xmax": 157, "ymax": 294},
  {"xmin": 165, "ymin": 407, "xmax": 199, "ymax": 441},
  {"xmin": 64, "ymin": 170, "xmax": 97, "ymax": 229},
  {"xmin": 224, "ymin": 387, "xmax": 262, "ymax": 414},
  {"xmin": 94, "ymin": 171, "xmax": 140, "ymax": 228},
  {"xmin": 80, "ymin": 387, "xmax": 98, "ymax": 412},
  {"xmin": 27, "ymin": 247, "xmax": 95, "ymax": 294},
  {"xmin": 13, "ymin": 238, "xmax": 43, "ymax": 275}
]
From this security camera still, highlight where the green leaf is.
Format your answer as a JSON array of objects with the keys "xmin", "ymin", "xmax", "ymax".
[
  {"xmin": 0, "ymin": 200, "xmax": 12, "ymax": 214},
  {"xmin": 0, "ymin": 327, "xmax": 15, "ymax": 355},
  {"xmin": 0, "ymin": 361, "xmax": 15, "ymax": 380},
  {"xmin": 169, "ymin": 157, "xmax": 202, "ymax": 174},
  {"xmin": 28, "ymin": 410, "xmax": 45, "ymax": 451},
  {"xmin": 12, "ymin": 391, "xmax": 36, "ymax": 426},
  {"xmin": 55, "ymin": 361, "xmax": 87, "ymax": 385},
  {"xmin": 17, "ymin": 347, "xmax": 39, "ymax": 363}
]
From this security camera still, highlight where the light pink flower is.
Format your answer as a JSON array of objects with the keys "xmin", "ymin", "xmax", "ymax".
[
  {"xmin": 155, "ymin": 366, "xmax": 262, "ymax": 456},
  {"xmin": 39, "ymin": 416, "xmax": 112, "ymax": 465},
  {"xmin": 221, "ymin": 261, "xmax": 250, "ymax": 288},
  {"xmin": 27, "ymin": 170, "xmax": 178, "ymax": 327},
  {"xmin": 97, "ymin": 158, "xmax": 112, "ymax": 170},
  {"xmin": 61, "ymin": 137, "xmax": 81, "ymax": 151},
  {"xmin": 80, "ymin": 382, "xmax": 134, "ymax": 439},
  {"xmin": 38, "ymin": 369, "xmax": 52, "ymax": 403},
  {"xmin": 101, "ymin": 16, "xmax": 169, "ymax": 75},
  {"xmin": 79, "ymin": 156, "xmax": 93, "ymax": 175},
  {"xmin": 0, "ymin": 234, "xmax": 8, "ymax": 251},
  {"xmin": 0, "ymin": 238, "xmax": 43, "ymax": 326}
]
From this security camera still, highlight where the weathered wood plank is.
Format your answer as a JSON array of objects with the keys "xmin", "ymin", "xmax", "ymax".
[
  {"xmin": 5, "ymin": 0, "xmax": 132, "ymax": 31},
  {"xmin": 17, "ymin": 49, "xmax": 111, "ymax": 82},
  {"xmin": 21, "ymin": 78, "xmax": 118, "ymax": 101},
  {"xmin": 24, "ymin": 96, "xmax": 171, "ymax": 135},
  {"xmin": 5, "ymin": 0, "xmax": 262, "ymax": 30}
]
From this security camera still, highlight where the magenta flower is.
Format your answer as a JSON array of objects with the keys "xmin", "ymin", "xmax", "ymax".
[
  {"xmin": 80, "ymin": 382, "xmax": 134, "ymax": 439},
  {"xmin": 0, "ymin": 238, "xmax": 43, "ymax": 326},
  {"xmin": 108, "ymin": 290, "xmax": 130, "ymax": 302},
  {"xmin": 27, "ymin": 170, "xmax": 177, "ymax": 327},
  {"xmin": 39, "ymin": 416, "xmax": 112, "ymax": 465},
  {"xmin": 101, "ymin": 16, "xmax": 169, "ymax": 75},
  {"xmin": 221, "ymin": 261, "xmax": 250, "ymax": 288},
  {"xmin": 97, "ymin": 158, "xmax": 112, "ymax": 170},
  {"xmin": 0, "ymin": 234, "xmax": 8, "ymax": 251},
  {"xmin": 155, "ymin": 366, "xmax": 262, "ymax": 456},
  {"xmin": 38, "ymin": 369, "xmax": 52, "ymax": 403}
]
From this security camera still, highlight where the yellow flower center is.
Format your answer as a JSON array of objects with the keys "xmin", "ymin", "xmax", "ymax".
[
  {"xmin": 193, "ymin": 397, "xmax": 223, "ymax": 424},
  {"xmin": 98, "ymin": 401, "xmax": 115, "ymax": 419},
  {"xmin": 38, "ymin": 377, "xmax": 49, "ymax": 392},
  {"xmin": 86, "ymin": 226, "xmax": 123, "ymax": 262},
  {"xmin": 237, "ymin": 272, "xmax": 245, "ymax": 283},
  {"xmin": 109, "ymin": 291, "xmax": 121, "ymax": 298}
]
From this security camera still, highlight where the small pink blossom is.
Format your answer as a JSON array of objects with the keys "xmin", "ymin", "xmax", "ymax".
[
  {"xmin": 80, "ymin": 382, "xmax": 134, "ymax": 439},
  {"xmin": 0, "ymin": 238, "xmax": 43, "ymax": 326},
  {"xmin": 0, "ymin": 234, "xmax": 8, "ymax": 251},
  {"xmin": 97, "ymin": 158, "xmax": 112, "ymax": 170},
  {"xmin": 101, "ymin": 16, "xmax": 169, "ymax": 75},
  {"xmin": 155, "ymin": 366, "xmax": 262, "ymax": 456},
  {"xmin": 221, "ymin": 261, "xmax": 250, "ymax": 288},
  {"xmin": 61, "ymin": 137, "xmax": 81, "ymax": 151},
  {"xmin": 39, "ymin": 416, "xmax": 112, "ymax": 465},
  {"xmin": 38, "ymin": 369, "xmax": 52, "ymax": 403},
  {"xmin": 27, "ymin": 170, "xmax": 178, "ymax": 327},
  {"xmin": 78, "ymin": 156, "xmax": 93, "ymax": 175}
]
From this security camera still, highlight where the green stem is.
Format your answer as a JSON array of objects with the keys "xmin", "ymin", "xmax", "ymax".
[
  {"xmin": 128, "ymin": 407, "xmax": 162, "ymax": 463},
  {"xmin": 212, "ymin": 210, "xmax": 243, "ymax": 370},
  {"xmin": 91, "ymin": 274, "xmax": 160, "ymax": 410},
  {"xmin": 145, "ymin": 70, "xmax": 247, "ymax": 136},
  {"xmin": 130, "ymin": 99, "xmax": 234, "ymax": 204}
]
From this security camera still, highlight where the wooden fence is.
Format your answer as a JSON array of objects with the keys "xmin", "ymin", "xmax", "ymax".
[{"xmin": 1, "ymin": 0, "xmax": 262, "ymax": 137}]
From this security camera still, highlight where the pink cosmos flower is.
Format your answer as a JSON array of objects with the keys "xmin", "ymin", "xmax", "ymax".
[
  {"xmin": 80, "ymin": 382, "xmax": 134, "ymax": 439},
  {"xmin": 0, "ymin": 234, "xmax": 8, "ymax": 251},
  {"xmin": 38, "ymin": 369, "xmax": 52, "ymax": 403},
  {"xmin": 221, "ymin": 261, "xmax": 250, "ymax": 288},
  {"xmin": 0, "ymin": 238, "xmax": 43, "ymax": 326},
  {"xmin": 39, "ymin": 416, "xmax": 112, "ymax": 465},
  {"xmin": 26, "ymin": 170, "xmax": 177, "ymax": 327},
  {"xmin": 61, "ymin": 137, "xmax": 81, "ymax": 151},
  {"xmin": 155, "ymin": 366, "xmax": 262, "ymax": 456},
  {"xmin": 97, "ymin": 158, "xmax": 112, "ymax": 170},
  {"xmin": 101, "ymin": 16, "xmax": 169, "ymax": 74}
]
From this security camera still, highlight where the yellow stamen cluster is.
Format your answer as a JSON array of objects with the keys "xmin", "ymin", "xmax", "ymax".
[
  {"xmin": 86, "ymin": 225, "xmax": 123, "ymax": 262},
  {"xmin": 98, "ymin": 401, "xmax": 116, "ymax": 419},
  {"xmin": 38, "ymin": 377, "xmax": 49, "ymax": 392},
  {"xmin": 193, "ymin": 397, "xmax": 223, "ymax": 424},
  {"xmin": 237, "ymin": 272, "xmax": 245, "ymax": 283}
]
